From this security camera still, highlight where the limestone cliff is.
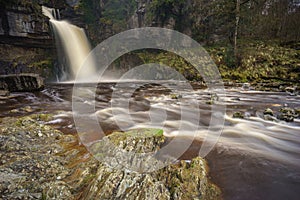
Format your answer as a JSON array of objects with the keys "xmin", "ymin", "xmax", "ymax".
[
  {"xmin": 0, "ymin": 1, "xmax": 54, "ymax": 77},
  {"xmin": 0, "ymin": 0, "xmax": 83, "ymax": 79}
]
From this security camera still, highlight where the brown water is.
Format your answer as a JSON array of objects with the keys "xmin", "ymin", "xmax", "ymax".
[{"xmin": 1, "ymin": 82, "xmax": 299, "ymax": 200}]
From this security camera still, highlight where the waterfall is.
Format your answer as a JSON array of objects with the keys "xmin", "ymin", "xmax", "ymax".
[{"xmin": 42, "ymin": 6, "xmax": 96, "ymax": 82}]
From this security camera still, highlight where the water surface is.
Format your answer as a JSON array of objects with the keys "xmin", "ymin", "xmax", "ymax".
[{"xmin": 1, "ymin": 82, "xmax": 299, "ymax": 200}]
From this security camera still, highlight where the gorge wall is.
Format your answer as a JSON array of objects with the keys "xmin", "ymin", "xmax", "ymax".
[
  {"xmin": 0, "ymin": 1, "xmax": 53, "ymax": 78},
  {"xmin": 0, "ymin": 0, "xmax": 84, "ymax": 80}
]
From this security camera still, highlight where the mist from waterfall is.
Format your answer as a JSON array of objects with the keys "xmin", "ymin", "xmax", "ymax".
[{"xmin": 42, "ymin": 6, "xmax": 96, "ymax": 82}]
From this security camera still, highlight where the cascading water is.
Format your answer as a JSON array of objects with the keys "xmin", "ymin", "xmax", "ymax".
[{"xmin": 42, "ymin": 6, "xmax": 96, "ymax": 82}]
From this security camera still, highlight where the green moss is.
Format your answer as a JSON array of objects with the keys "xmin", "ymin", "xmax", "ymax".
[
  {"xmin": 111, "ymin": 129, "xmax": 164, "ymax": 141},
  {"xmin": 30, "ymin": 114, "xmax": 53, "ymax": 122},
  {"xmin": 30, "ymin": 59, "xmax": 52, "ymax": 68}
]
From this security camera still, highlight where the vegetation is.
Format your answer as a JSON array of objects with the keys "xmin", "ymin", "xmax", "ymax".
[
  {"xmin": 1, "ymin": 0, "xmax": 299, "ymax": 83},
  {"xmin": 78, "ymin": 0, "xmax": 137, "ymax": 43},
  {"xmin": 146, "ymin": 0, "xmax": 300, "ymax": 67},
  {"xmin": 133, "ymin": 40, "xmax": 300, "ymax": 83}
]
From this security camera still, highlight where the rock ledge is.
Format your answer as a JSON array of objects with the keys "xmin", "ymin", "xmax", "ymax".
[{"xmin": 0, "ymin": 73, "xmax": 44, "ymax": 92}]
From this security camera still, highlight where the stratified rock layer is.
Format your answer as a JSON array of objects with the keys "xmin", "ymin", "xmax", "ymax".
[{"xmin": 0, "ymin": 73, "xmax": 44, "ymax": 92}]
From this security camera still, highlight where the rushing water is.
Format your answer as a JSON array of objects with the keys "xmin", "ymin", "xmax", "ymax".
[
  {"xmin": 0, "ymin": 82, "xmax": 299, "ymax": 200},
  {"xmin": 42, "ymin": 6, "xmax": 96, "ymax": 81}
]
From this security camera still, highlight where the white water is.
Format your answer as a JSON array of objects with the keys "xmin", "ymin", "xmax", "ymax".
[{"xmin": 42, "ymin": 6, "xmax": 96, "ymax": 81}]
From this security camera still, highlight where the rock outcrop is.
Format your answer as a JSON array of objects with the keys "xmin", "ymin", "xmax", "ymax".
[
  {"xmin": 0, "ymin": 3, "xmax": 51, "ymax": 46},
  {"xmin": 0, "ymin": 115, "xmax": 222, "ymax": 200},
  {"xmin": 0, "ymin": 1, "xmax": 55, "ymax": 78},
  {"xmin": 0, "ymin": 73, "xmax": 44, "ymax": 92}
]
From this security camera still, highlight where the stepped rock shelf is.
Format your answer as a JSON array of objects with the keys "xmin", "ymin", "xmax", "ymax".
[
  {"xmin": 0, "ymin": 73, "xmax": 44, "ymax": 92},
  {"xmin": 0, "ymin": 115, "xmax": 221, "ymax": 200}
]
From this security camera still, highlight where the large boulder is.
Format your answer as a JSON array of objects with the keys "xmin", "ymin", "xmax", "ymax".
[
  {"xmin": 76, "ymin": 129, "xmax": 222, "ymax": 200},
  {"xmin": 0, "ymin": 73, "xmax": 44, "ymax": 92}
]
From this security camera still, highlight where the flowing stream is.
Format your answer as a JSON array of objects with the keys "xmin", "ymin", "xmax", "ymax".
[{"xmin": 1, "ymin": 82, "xmax": 299, "ymax": 200}]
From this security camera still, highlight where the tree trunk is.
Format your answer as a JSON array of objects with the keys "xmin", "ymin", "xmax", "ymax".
[{"xmin": 234, "ymin": 0, "xmax": 241, "ymax": 63}]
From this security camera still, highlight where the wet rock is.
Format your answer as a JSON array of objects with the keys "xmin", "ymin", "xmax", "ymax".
[
  {"xmin": 22, "ymin": 106, "xmax": 34, "ymax": 113},
  {"xmin": 263, "ymin": 108, "xmax": 274, "ymax": 116},
  {"xmin": 285, "ymin": 86, "xmax": 299, "ymax": 96},
  {"xmin": 233, "ymin": 112, "xmax": 244, "ymax": 119},
  {"xmin": 170, "ymin": 94, "xmax": 182, "ymax": 99},
  {"xmin": 0, "ymin": 90, "xmax": 9, "ymax": 96},
  {"xmin": 206, "ymin": 100, "xmax": 214, "ymax": 105},
  {"xmin": 0, "ymin": 116, "xmax": 222, "ymax": 200},
  {"xmin": 277, "ymin": 107, "xmax": 295, "ymax": 122},
  {"xmin": 264, "ymin": 114, "xmax": 279, "ymax": 122},
  {"xmin": 242, "ymin": 83, "xmax": 251, "ymax": 90},
  {"xmin": 295, "ymin": 108, "xmax": 300, "ymax": 118},
  {"xmin": 0, "ymin": 73, "xmax": 44, "ymax": 92},
  {"xmin": 206, "ymin": 93, "xmax": 219, "ymax": 105},
  {"xmin": 79, "ymin": 129, "xmax": 221, "ymax": 200},
  {"xmin": 232, "ymin": 97, "xmax": 241, "ymax": 101}
]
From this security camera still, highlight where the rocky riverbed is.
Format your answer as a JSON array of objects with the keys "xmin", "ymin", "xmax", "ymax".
[{"xmin": 0, "ymin": 115, "xmax": 221, "ymax": 200}]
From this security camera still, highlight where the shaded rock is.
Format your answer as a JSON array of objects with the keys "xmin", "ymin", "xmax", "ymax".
[
  {"xmin": 0, "ymin": 73, "xmax": 44, "ymax": 92},
  {"xmin": 0, "ymin": 2, "xmax": 52, "ymax": 48}
]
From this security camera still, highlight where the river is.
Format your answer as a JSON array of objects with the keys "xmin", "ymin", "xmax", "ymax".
[{"xmin": 1, "ymin": 81, "xmax": 299, "ymax": 200}]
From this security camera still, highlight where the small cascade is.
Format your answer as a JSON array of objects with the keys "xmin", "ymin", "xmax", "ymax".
[{"xmin": 42, "ymin": 6, "xmax": 96, "ymax": 82}]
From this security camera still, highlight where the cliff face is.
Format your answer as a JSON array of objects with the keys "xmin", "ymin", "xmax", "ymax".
[
  {"xmin": 0, "ymin": 0, "xmax": 85, "ymax": 79},
  {"xmin": 0, "ymin": 5, "xmax": 50, "ymax": 46},
  {"xmin": 0, "ymin": 1, "xmax": 54, "ymax": 78}
]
